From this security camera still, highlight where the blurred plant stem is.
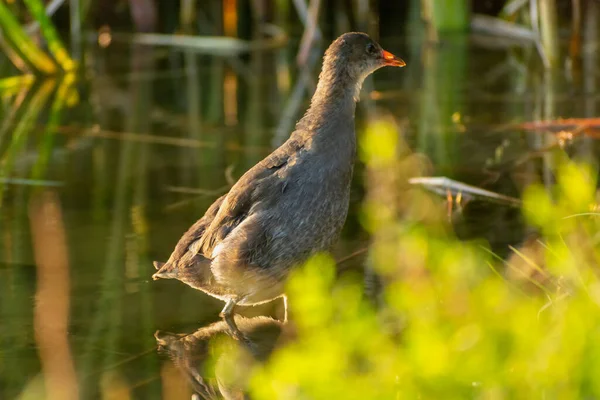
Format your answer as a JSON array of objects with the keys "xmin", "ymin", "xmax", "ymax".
[
  {"xmin": 569, "ymin": 0, "xmax": 582, "ymax": 69},
  {"xmin": 297, "ymin": 0, "xmax": 321, "ymax": 65},
  {"xmin": 180, "ymin": 0, "xmax": 196, "ymax": 32},
  {"xmin": 421, "ymin": 0, "xmax": 470, "ymax": 36},
  {"xmin": 25, "ymin": 0, "xmax": 68, "ymax": 35},
  {"xmin": 0, "ymin": 37, "xmax": 30, "ymax": 73},
  {"xmin": 0, "ymin": 80, "xmax": 56, "ymax": 207},
  {"xmin": 0, "ymin": 83, "xmax": 31, "ymax": 159},
  {"xmin": 577, "ymin": 0, "xmax": 598, "ymax": 165},
  {"xmin": 275, "ymin": 0, "xmax": 291, "ymax": 30},
  {"xmin": 31, "ymin": 75, "xmax": 76, "ymax": 181},
  {"xmin": 181, "ymin": 51, "xmax": 202, "ymax": 189},
  {"xmin": 538, "ymin": 0, "xmax": 559, "ymax": 68},
  {"xmin": 70, "ymin": 0, "xmax": 82, "ymax": 60},
  {"xmin": 535, "ymin": 69, "xmax": 559, "ymax": 189},
  {"xmin": 243, "ymin": 50, "xmax": 269, "ymax": 170},
  {"xmin": 417, "ymin": 37, "xmax": 467, "ymax": 173}
]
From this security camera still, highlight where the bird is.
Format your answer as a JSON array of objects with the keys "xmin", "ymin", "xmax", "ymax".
[{"xmin": 152, "ymin": 32, "xmax": 405, "ymax": 340}]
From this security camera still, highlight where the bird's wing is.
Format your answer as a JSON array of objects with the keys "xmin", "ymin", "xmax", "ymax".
[
  {"xmin": 196, "ymin": 136, "xmax": 305, "ymax": 258},
  {"xmin": 167, "ymin": 194, "xmax": 226, "ymax": 262}
]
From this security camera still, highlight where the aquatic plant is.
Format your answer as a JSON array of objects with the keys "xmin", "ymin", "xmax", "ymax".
[{"xmin": 0, "ymin": 0, "xmax": 75, "ymax": 74}]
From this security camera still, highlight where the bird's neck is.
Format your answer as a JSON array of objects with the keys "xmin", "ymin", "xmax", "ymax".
[
  {"xmin": 296, "ymin": 64, "xmax": 364, "ymax": 134},
  {"xmin": 311, "ymin": 64, "xmax": 363, "ymax": 109}
]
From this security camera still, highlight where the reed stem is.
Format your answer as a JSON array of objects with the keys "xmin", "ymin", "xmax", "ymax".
[
  {"xmin": 422, "ymin": 0, "xmax": 470, "ymax": 34},
  {"xmin": 538, "ymin": 0, "xmax": 559, "ymax": 68}
]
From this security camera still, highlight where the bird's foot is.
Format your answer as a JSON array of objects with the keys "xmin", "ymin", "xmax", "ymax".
[
  {"xmin": 220, "ymin": 299, "xmax": 245, "ymax": 341},
  {"xmin": 282, "ymin": 294, "xmax": 288, "ymax": 323}
]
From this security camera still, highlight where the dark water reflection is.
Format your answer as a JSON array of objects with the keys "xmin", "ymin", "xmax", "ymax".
[
  {"xmin": 0, "ymin": 30, "xmax": 599, "ymax": 398},
  {"xmin": 156, "ymin": 316, "xmax": 287, "ymax": 399}
]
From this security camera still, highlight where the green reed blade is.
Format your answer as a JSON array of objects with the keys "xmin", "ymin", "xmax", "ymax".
[
  {"xmin": 422, "ymin": 0, "xmax": 470, "ymax": 33},
  {"xmin": 31, "ymin": 74, "xmax": 75, "ymax": 181},
  {"xmin": 0, "ymin": 38, "xmax": 28, "ymax": 73},
  {"xmin": 0, "ymin": 75, "xmax": 35, "ymax": 96},
  {"xmin": 0, "ymin": 79, "xmax": 56, "ymax": 207},
  {"xmin": 23, "ymin": 0, "xmax": 76, "ymax": 72},
  {"xmin": 0, "ymin": 2, "xmax": 56, "ymax": 74},
  {"xmin": 0, "ymin": 83, "xmax": 32, "ymax": 158},
  {"xmin": 0, "ymin": 79, "xmax": 56, "ymax": 168},
  {"xmin": 538, "ymin": 0, "xmax": 559, "ymax": 68}
]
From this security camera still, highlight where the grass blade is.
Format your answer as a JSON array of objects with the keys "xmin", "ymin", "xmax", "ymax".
[
  {"xmin": 23, "ymin": 0, "xmax": 76, "ymax": 71},
  {"xmin": 0, "ymin": 2, "xmax": 56, "ymax": 74},
  {"xmin": 0, "ymin": 80, "xmax": 56, "ymax": 206},
  {"xmin": 0, "ymin": 75, "xmax": 35, "ymax": 96},
  {"xmin": 32, "ymin": 74, "xmax": 75, "ymax": 181}
]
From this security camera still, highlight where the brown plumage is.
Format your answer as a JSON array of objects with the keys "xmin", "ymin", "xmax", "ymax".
[{"xmin": 153, "ymin": 32, "xmax": 405, "ymax": 338}]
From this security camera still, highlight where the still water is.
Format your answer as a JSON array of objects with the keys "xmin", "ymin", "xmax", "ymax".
[{"xmin": 0, "ymin": 30, "xmax": 598, "ymax": 398}]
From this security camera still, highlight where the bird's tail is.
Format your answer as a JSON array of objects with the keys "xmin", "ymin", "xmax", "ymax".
[{"xmin": 152, "ymin": 260, "xmax": 178, "ymax": 280}]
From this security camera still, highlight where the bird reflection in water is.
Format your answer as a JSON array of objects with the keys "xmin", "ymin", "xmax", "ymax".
[{"xmin": 155, "ymin": 316, "xmax": 289, "ymax": 399}]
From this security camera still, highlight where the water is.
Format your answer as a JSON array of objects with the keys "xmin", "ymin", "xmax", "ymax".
[{"xmin": 0, "ymin": 31, "xmax": 598, "ymax": 398}]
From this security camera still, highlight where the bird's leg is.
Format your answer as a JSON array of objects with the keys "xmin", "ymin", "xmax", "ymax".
[
  {"xmin": 282, "ymin": 294, "xmax": 288, "ymax": 323},
  {"xmin": 220, "ymin": 299, "xmax": 246, "ymax": 342}
]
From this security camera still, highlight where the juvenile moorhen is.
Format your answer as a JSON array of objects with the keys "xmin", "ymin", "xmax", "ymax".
[{"xmin": 153, "ymin": 32, "xmax": 405, "ymax": 338}]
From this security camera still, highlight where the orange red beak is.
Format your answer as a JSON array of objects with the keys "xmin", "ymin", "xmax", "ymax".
[{"xmin": 382, "ymin": 50, "xmax": 406, "ymax": 67}]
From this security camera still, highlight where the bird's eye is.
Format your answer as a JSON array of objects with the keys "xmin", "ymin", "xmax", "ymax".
[{"xmin": 366, "ymin": 43, "xmax": 377, "ymax": 55}]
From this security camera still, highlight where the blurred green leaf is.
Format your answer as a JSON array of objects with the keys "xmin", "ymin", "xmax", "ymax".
[
  {"xmin": 32, "ymin": 74, "xmax": 76, "ymax": 181},
  {"xmin": 0, "ymin": 79, "xmax": 56, "ymax": 206},
  {"xmin": 23, "ymin": 0, "xmax": 76, "ymax": 72},
  {"xmin": 0, "ymin": 2, "xmax": 56, "ymax": 74},
  {"xmin": 0, "ymin": 75, "xmax": 35, "ymax": 97}
]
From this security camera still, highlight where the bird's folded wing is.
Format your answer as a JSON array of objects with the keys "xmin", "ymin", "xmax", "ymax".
[
  {"xmin": 195, "ymin": 137, "xmax": 305, "ymax": 259},
  {"xmin": 169, "ymin": 194, "xmax": 226, "ymax": 261}
]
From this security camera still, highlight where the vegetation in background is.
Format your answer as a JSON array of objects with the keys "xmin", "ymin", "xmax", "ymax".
[
  {"xmin": 0, "ymin": 0, "xmax": 74, "ymax": 75},
  {"xmin": 421, "ymin": 0, "xmax": 471, "ymax": 36},
  {"xmin": 0, "ymin": 0, "xmax": 598, "ymax": 398},
  {"xmin": 0, "ymin": 0, "xmax": 574, "ymax": 74}
]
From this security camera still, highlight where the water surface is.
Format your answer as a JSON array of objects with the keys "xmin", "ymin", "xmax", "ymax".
[{"xmin": 0, "ymin": 31, "xmax": 598, "ymax": 398}]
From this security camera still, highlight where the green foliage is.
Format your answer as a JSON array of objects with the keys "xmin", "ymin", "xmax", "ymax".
[
  {"xmin": 431, "ymin": 0, "xmax": 470, "ymax": 33},
  {"xmin": 23, "ymin": 0, "xmax": 76, "ymax": 72},
  {"xmin": 0, "ymin": 1, "xmax": 56, "ymax": 74},
  {"xmin": 242, "ymin": 120, "xmax": 600, "ymax": 399},
  {"xmin": 0, "ymin": 0, "xmax": 75, "ymax": 74}
]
